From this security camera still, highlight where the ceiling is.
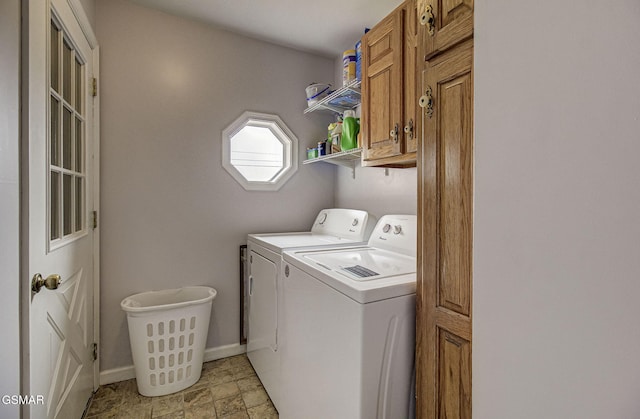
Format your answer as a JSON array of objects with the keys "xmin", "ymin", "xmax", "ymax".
[{"xmin": 128, "ymin": 0, "xmax": 401, "ymax": 58}]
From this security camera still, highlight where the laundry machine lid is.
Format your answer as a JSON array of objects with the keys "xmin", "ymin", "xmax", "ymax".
[{"xmin": 302, "ymin": 248, "xmax": 415, "ymax": 281}]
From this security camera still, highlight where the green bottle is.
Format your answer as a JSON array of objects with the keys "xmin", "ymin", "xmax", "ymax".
[{"xmin": 341, "ymin": 110, "xmax": 359, "ymax": 150}]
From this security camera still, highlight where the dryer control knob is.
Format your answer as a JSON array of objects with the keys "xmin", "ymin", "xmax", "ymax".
[
  {"xmin": 393, "ymin": 225, "xmax": 402, "ymax": 235},
  {"xmin": 383, "ymin": 224, "xmax": 391, "ymax": 233},
  {"xmin": 352, "ymin": 218, "xmax": 359, "ymax": 226},
  {"xmin": 284, "ymin": 265, "xmax": 290, "ymax": 277},
  {"xmin": 318, "ymin": 213, "xmax": 327, "ymax": 224}
]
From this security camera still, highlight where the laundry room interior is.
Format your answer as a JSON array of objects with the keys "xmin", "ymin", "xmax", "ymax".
[
  {"xmin": 3, "ymin": 0, "xmax": 640, "ymax": 418},
  {"xmin": 95, "ymin": 0, "xmax": 417, "ymax": 379}
]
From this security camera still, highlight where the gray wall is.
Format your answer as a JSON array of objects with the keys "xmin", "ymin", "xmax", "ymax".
[
  {"xmin": 0, "ymin": 1, "xmax": 21, "ymax": 417},
  {"xmin": 96, "ymin": 0, "xmax": 336, "ymax": 371},
  {"xmin": 474, "ymin": 1, "xmax": 640, "ymax": 417},
  {"xmin": 335, "ymin": 166, "xmax": 416, "ymax": 217}
]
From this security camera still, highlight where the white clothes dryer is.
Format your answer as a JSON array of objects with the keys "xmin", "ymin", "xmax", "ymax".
[
  {"xmin": 246, "ymin": 209, "xmax": 376, "ymax": 410},
  {"xmin": 280, "ymin": 215, "xmax": 417, "ymax": 419}
]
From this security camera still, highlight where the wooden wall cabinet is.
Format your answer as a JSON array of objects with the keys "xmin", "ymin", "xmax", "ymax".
[
  {"xmin": 360, "ymin": 0, "xmax": 418, "ymax": 168},
  {"xmin": 419, "ymin": 0, "xmax": 474, "ymax": 60}
]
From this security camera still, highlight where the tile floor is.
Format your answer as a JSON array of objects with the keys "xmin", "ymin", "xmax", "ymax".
[{"xmin": 84, "ymin": 354, "xmax": 278, "ymax": 419}]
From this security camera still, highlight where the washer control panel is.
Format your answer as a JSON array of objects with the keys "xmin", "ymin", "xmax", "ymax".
[{"xmin": 369, "ymin": 215, "xmax": 417, "ymax": 257}]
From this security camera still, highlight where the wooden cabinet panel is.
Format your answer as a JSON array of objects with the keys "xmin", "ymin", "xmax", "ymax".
[
  {"xmin": 438, "ymin": 66, "xmax": 472, "ymax": 317},
  {"xmin": 361, "ymin": 0, "xmax": 418, "ymax": 168},
  {"xmin": 417, "ymin": 38, "xmax": 473, "ymax": 419},
  {"xmin": 404, "ymin": 0, "xmax": 419, "ymax": 156},
  {"xmin": 419, "ymin": 0, "xmax": 473, "ymax": 59},
  {"xmin": 361, "ymin": 9, "xmax": 403, "ymax": 162},
  {"xmin": 438, "ymin": 328, "xmax": 472, "ymax": 419}
]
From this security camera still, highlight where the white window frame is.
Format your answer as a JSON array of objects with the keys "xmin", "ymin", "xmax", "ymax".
[{"xmin": 222, "ymin": 111, "xmax": 298, "ymax": 191}]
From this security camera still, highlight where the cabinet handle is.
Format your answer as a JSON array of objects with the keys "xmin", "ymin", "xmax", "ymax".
[
  {"xmin": 419, "ymin": 86, "xmax": 434, "ymax": 119},
  {"xmin": 390, "ymin": 123, "xmax": 399, "ymax": 143},
  {"xmin": 404, "ymin": 119, "xmax": 414, "ymax": 140},
  {"xmin": 420, "ymin": 5, "xmax": 436, "ymax": 36}
]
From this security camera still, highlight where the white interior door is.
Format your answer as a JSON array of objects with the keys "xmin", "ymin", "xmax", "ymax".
[{"xmin": 25, "ymin": 0, "xmax": 98, "ymax": 418}]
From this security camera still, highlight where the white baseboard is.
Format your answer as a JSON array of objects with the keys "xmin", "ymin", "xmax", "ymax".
[{"xmin": 99, "ymin": 343, "xmax": 247, "ymax": 386}]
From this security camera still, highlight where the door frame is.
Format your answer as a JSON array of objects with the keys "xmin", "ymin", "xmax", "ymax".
[{"xmin": 20, "ymin": 0, "xmax": 100, "ymax": 416}]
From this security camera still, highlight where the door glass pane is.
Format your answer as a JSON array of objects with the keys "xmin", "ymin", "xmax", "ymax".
[
  {"xmin": 63, "ymin": 40, "xmax": 72, "ymax": 103},
  {"xmin": 51, "ymin": 171, "xmax": 60, "ymax": 240},
  {"xmin": 63, "ymin": 106, "xmax": 72, "ymax": 170},
  {"xmin": 50, "ymin": 23, "xmax": 59, "ymax": 92},
  {"xmin": 75, "ymin": 177, "xmax": 84, "ymax": 232},
  {"xmin": 63, "ymin": 174, "xmax": 73, "ymax": 235},
  {"xmin": 75, "ymin": 58, "xmax": 83, "ymax": 113},
  {"xmin": 51, "ymin": 97, "xmax": 60, "ymax": 166},
  {"xmin": 75, "ymin": 117, "xmax": 83, "ymax": 172}
]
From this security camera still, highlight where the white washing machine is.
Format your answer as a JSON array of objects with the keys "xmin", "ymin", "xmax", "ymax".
[
  {"xmin": 246, "ymin": 209, "xmax": 376, "ymax": 410},
  {"xmin": 280, "ymin": 215, "xmax": 417, "ymax": 419}
]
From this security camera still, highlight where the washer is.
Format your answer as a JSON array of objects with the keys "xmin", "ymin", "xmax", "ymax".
[
  {"xmin": 246, "ymin": 209, "xmax": 376, "ymax": 410},
  {"xmin": 280, "ymin": 215, "xmax": 417, "ymax": 419}
]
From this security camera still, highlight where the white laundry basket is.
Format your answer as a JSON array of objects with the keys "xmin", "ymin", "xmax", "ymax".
[{"xmin": 121, "ymin": 286, "xmax": 217, "ymax": 397}]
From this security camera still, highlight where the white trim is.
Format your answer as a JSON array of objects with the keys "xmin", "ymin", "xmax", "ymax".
[
  {"xmin": 91, "ymin": 46, "xmax": 101, "ymax": 390},
  {"xmin": 221, "ymin": 111, "xmax": 299, "ymax": 191},
  {"xmin": 99, "ymin": 344, "xmax": 247, "ymax": 385},
  {"xmin": 66, "ymin": 0, "xmax": 97, "ymax": 48}
]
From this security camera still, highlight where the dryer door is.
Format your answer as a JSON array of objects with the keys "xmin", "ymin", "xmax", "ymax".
[{"xmin": 248, "ymin": 251, "xmax": 278, "ymax": 353}]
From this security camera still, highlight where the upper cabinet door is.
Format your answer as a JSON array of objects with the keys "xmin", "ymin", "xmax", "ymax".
[
  {"xmin": 361, "ymin": 8, "xmax": 404, "ymax": 162},
  {"xmin": 404, "ymin": 0, "xmax": 419, "ymax": 155},
  {"xmin": 419, "ymin": 0, "xmax": 473, "ymax": 59}
]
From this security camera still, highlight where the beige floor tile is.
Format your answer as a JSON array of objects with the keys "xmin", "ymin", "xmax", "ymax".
[
  {"xmin": 87, "ymin": 355, "xmax": 277, "ymax": 419},
  {"xmin": 231, "ymin": 364, "xmax": 256, "ymax": 380},
  {"xmin": 213, "ymin": 394, "xmax": 245, "ymax": 417},
  {"xmin": 206, "ymin": 367, "xmax": 236, "ymax": 386},
  {"xmin": 184, "ymin": 401, "xmax": 217, "ymax": 419},
  {"xmin": 219, "ymin": 411, "xmax": 250, "ymax": 419},
  {"xmin": 87, "ymin": 396, "xmax": 124, "ymax": 417},
  {"xmin": 246, "ymin": 401, "xmax": 278, "ymax": 419},
  {"xmin": 153, "ymin": 410, "xmax": 185, "ymax": 419},
  {"xmin": 119, "ymin": 404, "xmax": 153, "ymax": 419},
  {"xmin": 235, "ymin": 376, "xmax": 262, "ymax": 393},
  {"xmin": 240, "ymin": 388, "xmax": 269, "ymax": 409},
  {"xmin": 210, "ymin": 381, "xmax": 240, "ymax": 401},
  {"xmin": 151, "ymin": 393, "xmax": 184, "ymax": 418},
  {"xmin": 183, "ymin": 387, "xmax": 213, "ymax": 408},
  {"xmin": 85, "ymin": 411, "xmax": 121, "ymax": 419}
]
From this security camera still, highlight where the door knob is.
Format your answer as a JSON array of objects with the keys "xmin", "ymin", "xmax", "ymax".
[
  {"xmin": 420, "ymin": 5, "xmax": 435, "ymax": 36},
  {"xmin": 419, "ymin": 86, "xmax": 434, "ymax": 119},
  {"xmin": 31, "ymin": 273, "xmax": 62, "ymax": 293}
]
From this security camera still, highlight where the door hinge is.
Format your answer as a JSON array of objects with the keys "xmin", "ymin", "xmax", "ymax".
[
  {"xmin": 92, "ymin": 343, "xmax": 98, "ymax": 361},
  {"xmin": 91, "ymin": 77, "xmax": 98, "ymax": 97},
  {"xmin": 92, "ymin": 210, "xmax": 98, "ymax": 229}
]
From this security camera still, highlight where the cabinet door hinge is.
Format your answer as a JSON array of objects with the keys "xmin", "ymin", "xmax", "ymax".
[
  {"xmin": 91, "ymin": 77, "xmax": 98, "ymax": 97},
  {"xmin": 92, "ymin": 343, "xmax": 98, "ymax": 361},
  {"xmin": 92, "ymin": 210, "xmax": 98, "ymax": 229}
]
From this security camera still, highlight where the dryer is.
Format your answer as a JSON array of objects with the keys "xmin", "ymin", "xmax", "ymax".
[
  {"xmin": 246, "ymin": 209, "xmax": 376, "ymax": 410},
  {"xmin": 280, "ymin": 215, "xmax": 417, "ymax": 419}
]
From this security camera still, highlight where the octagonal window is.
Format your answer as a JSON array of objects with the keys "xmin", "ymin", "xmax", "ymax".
[{"xmin": 222, "ymin": 111, "xmax": 298, "ymax": 191}]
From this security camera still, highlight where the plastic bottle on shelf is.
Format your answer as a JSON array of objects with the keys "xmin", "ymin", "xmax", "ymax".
[
  {"xmin": 341, "ymin": 110, "xmax": 359, "ymax": 151},
  {"xmin": 331, "ymin": 121, "xmax": 343, "ymax": 153},
  {"xmin": 343, "ymin": 50, "xmax": 356, "ymax": 86}
]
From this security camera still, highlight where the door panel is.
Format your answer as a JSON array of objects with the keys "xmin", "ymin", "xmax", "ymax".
[
  {"xmin": 439, "ymin": 72, "xmax": 472, "ymax": 317},
  {"xmin": 420, "ymin": 0, "xmax": 473, "ymax": 59},
  {"xmin": 26, "ymin": 1, "xmax": 97, "ymax": 417},
  {"xmin": 417, "ymin": 39, "xmax": 473, "ymax": 419},
  {"xmin": 438, "ymin": 328, "xmax": 471, "ymax": 419},
  {"xmin": 361, "ymin": 9, "xmax": 403, "ymax": 161}
]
